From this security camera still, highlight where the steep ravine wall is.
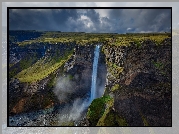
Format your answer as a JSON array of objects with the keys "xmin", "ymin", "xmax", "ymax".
[
  {"xmin": 9, "ymin": 43, "xmax": 107, "ymax": 116},
  {"xmin": 9, "ymin": 38, "xmax": 171, "ymax": 126},
  {"xmin": 103, "ymin": 38, "xmax": 171, "ymax": 89},
  {"xmin": 9, "ymin": 43, "xmax": 75, "ymax": 115},
  {"xmin": 64, "ymin": 44, "xmax": 107, "ymax": 101},
  {"xmin": 87, "ymin": 38, "xmax": 171, "ymax": 126}
]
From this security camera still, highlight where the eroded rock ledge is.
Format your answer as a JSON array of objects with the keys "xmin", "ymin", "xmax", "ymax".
[{"xmin": 86, "ymin": 38, "xmax": 171, "ymax": 126}]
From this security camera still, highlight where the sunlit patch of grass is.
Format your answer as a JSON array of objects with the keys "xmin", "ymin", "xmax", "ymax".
[
  {"xmin": 17, "ymin": 32, "xmax": 171, "ymax": 47},
  {"xmin": 15, "ymin": 50, "xmax": 73, "ymax": 83}
]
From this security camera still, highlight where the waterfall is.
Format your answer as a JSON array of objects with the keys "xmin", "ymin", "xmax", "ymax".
[
  {"xmin": 9, "ymin": 44, "xmax": 102, "ymax": 126},
  {"xmin": 43, "ymin": 46, "xmax": 46, "ymax": 56},
  {"xmin": 90, "ymin": 45, "xmax": 100, "ymax": 102}
]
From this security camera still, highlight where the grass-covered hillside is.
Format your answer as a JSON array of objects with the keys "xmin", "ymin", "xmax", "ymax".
[
  {"xmin": 15, "ymin": 49, "xmax": 73, "ymax": 83},
  {"xmin": 15, "ymin": 31, "xmax": 171, "ymax": 46}
]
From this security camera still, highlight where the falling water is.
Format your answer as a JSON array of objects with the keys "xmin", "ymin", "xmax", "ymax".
[
  {"xmin": 90, "ymin": 45, "xmax": 100, "ymax": 102},
  {"xmin": 9, "ymin": 44, "xmax": 102, "ymax": 126}
]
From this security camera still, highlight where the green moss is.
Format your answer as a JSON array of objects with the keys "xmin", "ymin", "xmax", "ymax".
[
  {"xmin": 152, "ymin": 60, "xmax": 164, "ymax": 70},
  {"xmin": 19, "ymin": 55, "xmax": 38, "ymax": 70},
  {"xmin": 153, "ymin": 61, "xmax": 168, "ymax": 77},
  {"xmin": 139, "ymin": 111, "xmax": 149, "ymax": 126},
  {"xmin": 111, "ymin": 84, "xmax": 120, "ymax": 92},
  {"xmin": 60, "ymin": 121, "xmax": 74, "ymax": 126},
  {"xmin": 9, "ymin": 63, "xmax": 14, "ymax": 68},
  {"xmin": 97, "ymin": 109, "xmax": 118, "ymax": 126},
  {"xmin": 47, "ymin": 73, "xmax": 56, "ymax": 88},
  {"xmin": 134, "ymin": 39, "xmax": 142, "ymax": 48},
  {"xmin": 68, "ymin": 74, "xmax": 73, "ymax": 80},
  {"xmin": 106, "ymin": 61, "xmax": 124, "ymax": 78},
  {"xmin": 96, "ymin": 97, "xmax": 115, "ymax": 126},
  {"xmin": 96, "ymin": 96, "xmax": 128, "ymax": 126},
  {"xmin": 9, "ymin": 68, "xmax": 18, "ymax": 78},
  {"xmin": 9, "ymin": 53, "xmax": 39, "ymax": 79},
  {"xmin": 87, "ymin": 95, "xmax": 113, "ymax": 126},
  {"xmin": 116, "ymin": 115, "xmax": 128, "ymax": 126}
]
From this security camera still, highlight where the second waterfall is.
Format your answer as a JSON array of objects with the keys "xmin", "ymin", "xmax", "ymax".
[{"xmin": 90, "ymin": 44, "xmax": 100, "ymax": 102}]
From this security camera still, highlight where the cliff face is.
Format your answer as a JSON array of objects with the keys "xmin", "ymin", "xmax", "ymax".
[
  {"xmin": 63, "ymin": 45, "xmax": 94, "ymax": 101},
  {"xmin": 9, "ymin": 43, "xmax": 107, "ymax": 116},
  {"xmin": 88, "ymin": 38, "xmax": 171, "ymax": 126},
  {"xmin": 9, "ymin": 32, "xmax": 171, "ymax": 126},
  {"xmin": 9, "ymin": 43, "xmax": 75, "ymax": 115},
  {"xmin": 103, "ymin": 38, "xmax": 171, "ymax": 88},
  {"xmin": 64, "ymin": 44, "xmax": 107, "ymax": 102}
]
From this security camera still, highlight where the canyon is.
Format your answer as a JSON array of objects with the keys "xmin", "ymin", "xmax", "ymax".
[{"xmin": 8, "ymin": 31, "xmax": 171, "ymax": 126}]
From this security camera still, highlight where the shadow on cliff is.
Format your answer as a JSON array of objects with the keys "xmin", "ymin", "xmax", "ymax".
[{"xmin": 52, "ymin": 45, "xmax": 107, "ymax": 125}]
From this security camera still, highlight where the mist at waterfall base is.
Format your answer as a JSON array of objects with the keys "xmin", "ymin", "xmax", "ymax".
[
  {"xmin": 53, "ymin": 45, "xmax": 106, "ymax": 125},
  {"xmin": 9, "ymin": 45, "xmax": 106, "ymax": 126}
]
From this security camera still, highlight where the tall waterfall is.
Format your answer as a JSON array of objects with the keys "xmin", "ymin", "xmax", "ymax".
[{"xmin": 90, "ymin": 45, "xmax": 100, "ymax": 102}]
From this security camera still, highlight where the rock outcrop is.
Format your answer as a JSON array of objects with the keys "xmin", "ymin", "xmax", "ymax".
[{"xmin": 93, "ymin": 38, "xmax": 172, "ymax": 126}]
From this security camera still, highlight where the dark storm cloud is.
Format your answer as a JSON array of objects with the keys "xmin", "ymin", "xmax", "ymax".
[
  {"xmin": 9, "ymin": 9, "xmax": 171, "ymax": 33},
  {"xmin": 107, "ymin": 9, "xmax": 171, "ymax": 33},
  {"xmin": 134, "ymin": 9, "xmax": 171, "ymax": 32},
  {"xmin": 9, "ymin": 9, "xmax": 79, "ymax": 31},
  {"xmin": 85, "ymin": 9, "xmax": 100, "ymax": 24}
]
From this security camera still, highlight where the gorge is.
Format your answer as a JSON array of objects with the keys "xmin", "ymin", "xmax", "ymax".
[{"xmin": 8, "ymin": 31, "xmax": 171, "ymax": 126}]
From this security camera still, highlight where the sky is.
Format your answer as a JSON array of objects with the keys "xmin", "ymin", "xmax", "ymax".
[
  {"xmin": 8, "ymin": 8, "xmax": 171, "ymax": 33},
  {"xmin": 2, "ymin": 2, "xmax": 179, "ymax": 134},
  {"xmin": 2, "ymin": 2, "xmax": 179, "ymax": 33}
]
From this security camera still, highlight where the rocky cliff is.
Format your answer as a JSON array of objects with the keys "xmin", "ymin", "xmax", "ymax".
[
  {"xmin": 8, "ymin": 31, "xmax": 171, "ymax": 126},
  {"xmin": 86, "ymin": 38, "xmax": 171, "ymax": 126},
  {"xmin": 9, "ymin": 42, "xmax": 75, "ymax": 115}
]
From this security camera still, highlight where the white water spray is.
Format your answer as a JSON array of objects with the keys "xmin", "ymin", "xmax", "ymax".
[
  {"xmin": 9, "ymin": 45, "xmax": 102, "ymax": 126},
  {"xmin": 90, "ymin": 45, "xmax": 100, "ymax": 102}
]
